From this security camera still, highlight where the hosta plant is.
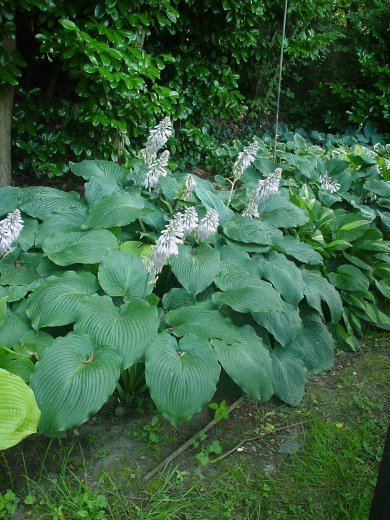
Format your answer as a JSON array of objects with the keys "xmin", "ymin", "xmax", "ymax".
[{"xmin": 0, "ymin": 119, "xmax": 389, "ymax": 438}]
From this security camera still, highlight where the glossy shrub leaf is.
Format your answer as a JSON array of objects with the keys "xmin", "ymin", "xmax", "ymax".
[
  {"xmin": 0, "ymin": 368, "xmax": 40, "ymax": 449},
  {"xmin": 170, "ymin": 243, "xmax": 220, "ymax": 295},
  {"xmin": 302, "ymin": 270, "xmax": 343, "ymax": 323},
  {"xmin": 272, "ymin": 236, "xmax": 323, "ymax": 265},
  {"xmin": 98, "ymin": 251, "xmax": 153, "ymax": 299},
  {"xmin": 43, "ymin": 230, "xmax": 117, "ymax": 266},
  {"xmin": 272, "ymin": 345, "xmax": 306, "ymax": 407},
  {"xmin": 211, "ymin": 326, "xmax": 273, "ymax": 400},
  {"xmin": 29, "ymin": 332, "xmax": 121, "ymax": 436},
  {"xmin": 145, "ymin": 333, "xmax": 220, "ymax": 426},
  {"xmin": 19, "ymin": 187, "xmax": 85, "ymax": 220},
  {"xmin": 327, "ymin": 264, "xmax": 369, "ymax": 292},
  {"xmin": 85, "ymin": 192, "xmax": 149, "ymax": 229},
  {"xmin": 213, "ymin": 271, "xmax": 283, "ymax": 313},
  {"xmin": 75, "ymin": 295, "xmax": 158, "ymax": 369},
  {"xmin": 27, "ymin": 271, "xmax": 98, "ymax": 329},
  {"xmin": 301, "ymin": 312, "xmax": 334, "ymax": 374},
  {"xmin": 257, "ymin": 252, "xmax": 305, "ymax": 306}
]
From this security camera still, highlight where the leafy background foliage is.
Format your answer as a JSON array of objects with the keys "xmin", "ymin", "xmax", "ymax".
[{"xmin": 1, "ymin": 0, "xmax": 388, "ymax": 178}]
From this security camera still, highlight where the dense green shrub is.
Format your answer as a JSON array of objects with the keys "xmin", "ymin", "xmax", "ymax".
[{"xmin": 0, "ymin": 119, "xmax": 389, "ymax": 440}]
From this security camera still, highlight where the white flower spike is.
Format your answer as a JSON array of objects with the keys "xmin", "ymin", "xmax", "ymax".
[
  {"xmin": 144, "ymin": 117, "xmax": 173, "ymax": 158},
  {"xmin": 196, "ymin": 209, "xmax": 219, "ymax": 240},
  {"xmin": 0, "ymin": 209, "xmax": 24, "ymax": 255},
  {"xmin": 144, "ymin": 150, "xmax": 170, "ymax": 191},
  {"xmin": 320, "ymin": 172, "xmax": 340, "ymax": 194},
  {"xmin": 232, "ymin": 141, "xmax": 260, "ymax": 180}
]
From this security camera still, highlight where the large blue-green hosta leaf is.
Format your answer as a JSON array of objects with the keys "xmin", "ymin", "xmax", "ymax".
[
  {"xmin": 0, "ymin": 312, "xmax": 31, "ymax": 347},
  {"xmin": 35, "ymin": 208, "xmax": 87, "ymax": 247},
  {"xmin": 0, "ymin": 187, "xmax": 19, "ymax": 216},
  {"xmin": 145, "ymin": 333, "xmax": 220, "ymax": 426},
  {"xmin": 27, "ymin": 271, "xmax": 98, "ymax": 329},
  {"xmin": 166, "ymin": 306, "xmax": 238, "ymax": 343},
  {"xmin": 327, "ymin": 264, "xmax": 369, "ymax": 292},
  {"xmin": 301, "ymin": 312, "xmax": 334, "ymax": 374},
  {"xmin": 0, "ymin": 368, "xmax": 40, "ymax": 449},
  {"xmin": 257, "ymin": 252, "xmax": 305, "ymax": 306},
  {"xmin": 98, "ymin": 251, "xmax": 153, "ymax": 299},
  {"xmin": 211, "ymin": 326, "xmax": 273, "ymax": 401},
  {"xmin": 253, "ymin": 302, "xmax": 302, "ymax": 346},
  {"xmin": 0, "ymin": 251, "xmax": 42, "ymax": 286},
  {"xmin": 170, "ymin": 243, "xmax": 220, "ymax": 295},
  {"xmin": 272, "ymin": 345, "xmax": 306, "ymax": 406},
  {"xmin": 29, "ymin": 332, "xmax": 121, "ymax": 436},
  {"xmin": 302, "ymin": 270, "xmax": 343, "ymax": 323},
  {"xmin": 213, "ymin": 271, "xmax": 283, "ymax": 313},
  {"xmin": 194, "ymin": 178, "xmax": 233, "ymax": 224},
  {"xmin": 70, "ymin": 160, "xmax": 128, "ymax": 184},
  {"xmin": 75, "ymin": 295, "xmax": 158, "ymax": 369},
  {"xmin": 85, "ymin": 192, "xmax": 149, "ymax": 229},
  {"xmin": 272, "ymin": 236, "xmax": 323, "ymax": 265},
  {"xmin": 222, "ymin": 215, "xmax": 276, "ymax": 245},
  {"xmin": 42, "ymin": 229, "xmax": 117, "ymax": 266},
  {"xmin": 85, "ymin": 176, "xmax": 123, "ymax": 206},
  {"xmin": 162, "ymin": 288, "xmax": 197, "ymax": 311},
  {"xmin": 260, "ymin": 193, "xmax": 309, "ymax": 228},
  {"xmin": 18, "ymin": 187, "xmax": 85, "ymax": 220}
]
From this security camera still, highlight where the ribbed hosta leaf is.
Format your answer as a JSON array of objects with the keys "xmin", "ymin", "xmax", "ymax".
[
  {"xmin": 98, "ymin": 251, "xmax": 153, "ymax": 299},
  {"xmin": 170, "ymin": 243, "xmax": 220, "ymax": 295},
  {"xmin": 211, "ymin": 326, "xmax": 273, "ymax": 400},
  {"xmin": 0, "ymin": 312, "xmax": 31, "ymax": 347},
  {"xmin": 166, "ymin": 306, "xmax": 238, "ymax": 342},
  {"xmin": 363, "ymin": 179, "xmax": 390, "ymax": 197},
  {"xmin": 302, "ymin": 270, "xmax": 343, "ymax": 323},
  {"xmin": 327, "ymin": 264, "xmax": 369, "ymax": 292},
  {"xmin": 85, "ymin": 176, "xmax": 122, "ymax": 206},
  {"xmin": 75, "ymin": 295, "xmax": 158, "ymax": 369},
  {"xmin": 375, "ymin": 279, "xmax": 390, "ymax": 299},
  {"xmin": 219, "ymin": 245, "xmax": 259, "ymax": 275},
  {"xmin": 17, "ymin": 218, "xmax": 39, "ymax": 251},
  {"xmin": 0, "ymin": 286, "xmax": 28, "ymax": 303},
  {"xmin": 70, "ymin": 160, "xmax": 128, "ymax": 183},
  {"xmin": 17, "ymin": 330, "xmax": 54, "ymax": 358},
  {"xmin": 0, "ymin": 368, "xmax": 40, "ymax": 449},
  {"xmin": 0, "ymin": 351, "xmax": 34, "ymax": 382},
  {"xmin": 253, "ymin": 302, "xmax": 302, "ymax": 346},
  {"xmin": 0, "ymin": 187, "xmax": 19, "ymax": 216},
  {"xmin": 301, "ymin": 312, "xmax": 334, "ymax": 373},
  {"xmin": 85, "ymin": 192, "xmax": 149, "ymax": 229},
  {"xmin": 19, "ymin": 187, "xmax": 85, "ymax": 220},
  {"xmin": 35, "ymin": 208, "xmax": 87, "ymax": 247},
  {"xmin": 257, "ymin": 252, "xmax": 305, "ymax": 306},
  {"xmin": 213, "ymin": 271, "xmax": 283, "ymax": 313},
  {"xmin": 145, "ymin": 333, "xmax": 220, "ymax": 426},
  {"xmin": 119, "ymin": 241, "xmax": 154, "ymax": 257},
  {"xmin": 0, "ymin": 252, "xmax": 42, "ymax": 286},
  {"xmin": 29, "ymin": 332, "xmax": 121, "ymax": 436},
  {"xmin": 272, "ymin": 345, "xmax": 306, "ymax": 406},
  {"xmin": 222, "ymin": 215, "xmax": 275, "ymax": 245},
  {"xmin": 272, "ymin": 236, "xmax": 323, "ymax": 265},
  {"xmin": 27, "ymin": 271, "xmax": 98, "ymax": 329},
  {"xmin": 194, "ymin": 178, "xmax": 233, "ymax": 224},
  {"xmin": 43, "ymin": 230, "xmax": 117, "ymax": 266},
  {"xmin": 162, "ymin": 288, "xmax": 197, "ymax": 310},
  {"xmin": 260, "ymin": 193, "xmax": 309, "ymax": 228}
]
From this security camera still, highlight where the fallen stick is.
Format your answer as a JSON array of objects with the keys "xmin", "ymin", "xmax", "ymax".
[
  {"xmin": 210, "ymin": 419, "xmax": 313, "ymax": 464},
  {"xmin": 143, "ymin": 396, "xmax": 245, "ymax": 482}
]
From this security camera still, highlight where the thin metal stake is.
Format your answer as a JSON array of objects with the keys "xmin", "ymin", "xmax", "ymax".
[{"xmin": 273, "ymin": 0, "xmax": 289, "ymax": 162}]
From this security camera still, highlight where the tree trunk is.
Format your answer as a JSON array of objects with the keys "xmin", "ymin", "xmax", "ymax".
[{"xmin": 0, "ymin": 37, "xmax": 16, "ymax": 187}]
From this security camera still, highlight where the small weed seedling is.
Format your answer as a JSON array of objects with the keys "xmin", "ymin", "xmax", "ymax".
[
  {"xmin": 208, "ymin": 399, "xmax": 230, "ymax": 422},
  {"xmin": 192, "ymin": 432, "xmax": 223, "ymax": 466},
  {"xmin": 0, "ymin": 490, "xmax": 18, "ymax": 519}
]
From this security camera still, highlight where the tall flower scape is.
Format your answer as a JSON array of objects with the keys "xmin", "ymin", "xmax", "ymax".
[{"xmin": 140, "ymin": 118, "xmax": 219, "ymax": 276}]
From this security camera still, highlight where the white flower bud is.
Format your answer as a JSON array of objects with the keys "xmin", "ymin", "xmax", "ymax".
[{"xmin": 320, "ymin": 172, "xmax": 340, "ymax": 194}]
